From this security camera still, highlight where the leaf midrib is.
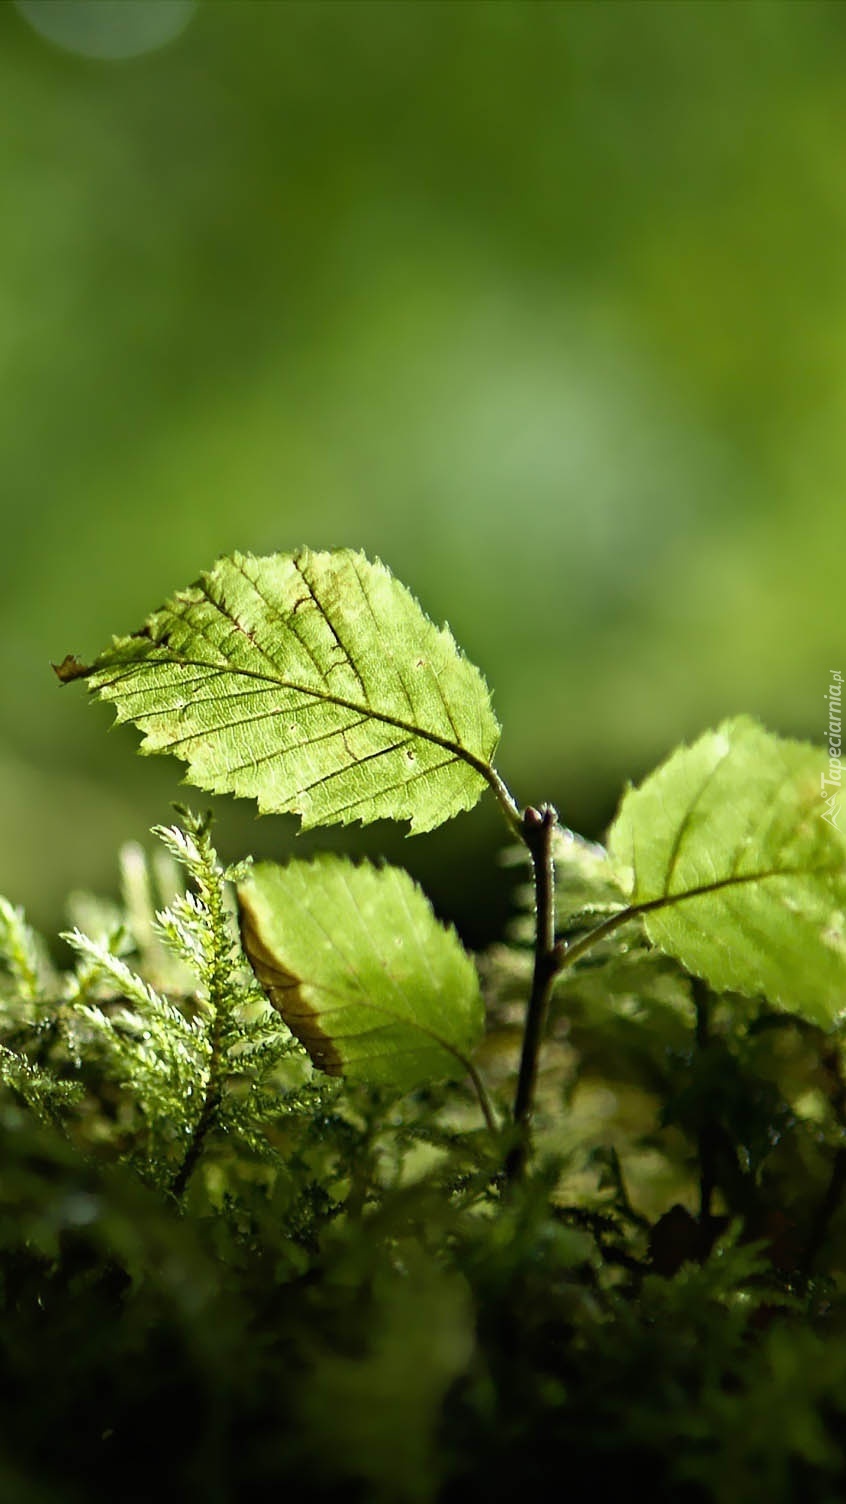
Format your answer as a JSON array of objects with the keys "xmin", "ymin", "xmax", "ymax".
[
  {"xmin": 564, "ymin": 861, "xmax": 846, "ymax": 970},
  {"xmin": 95, "ymin": 650, "xmax": 497, "ymax": 785},
  {"xmin": 636, "ymin": 862, "xmax": 845, "ymax": 914}
]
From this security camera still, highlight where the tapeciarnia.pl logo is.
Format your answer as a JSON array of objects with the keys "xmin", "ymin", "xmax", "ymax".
[{"xmin": 821, "ymin": 670, "xmax": 843, "ymax": 830}]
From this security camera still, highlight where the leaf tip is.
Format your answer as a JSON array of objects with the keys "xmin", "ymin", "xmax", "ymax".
[{"xmin": 52, "ymin": 654, "xmax": 91, "ymax": 685}]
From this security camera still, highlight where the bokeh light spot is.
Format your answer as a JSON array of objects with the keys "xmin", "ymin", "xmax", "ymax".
[{"xmin": 14, "ymin": 0, "xmax": 198, "ymax": 61}]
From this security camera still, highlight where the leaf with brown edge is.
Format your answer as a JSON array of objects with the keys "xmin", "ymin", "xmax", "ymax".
[{"xmin": 237, "ymin": 855, "xmax": 484, "ymax": 1091}]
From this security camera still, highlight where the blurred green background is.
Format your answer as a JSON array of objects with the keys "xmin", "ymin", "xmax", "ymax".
[{"xmin": 1, "ymin": 0, "xmax": 843, "ymax": 946}]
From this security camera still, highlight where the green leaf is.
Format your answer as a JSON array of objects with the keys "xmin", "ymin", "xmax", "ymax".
[
  {"xmin": 58, "ymin": 549, "xmax": 503, "ymax": 834},
  {"xmin": 608, "ymin": 716, "xmax": 846, "ymax": 1023},
  {"xmin": 237, "ymin": 855, "xmax": 484, "ymax": 1090}
]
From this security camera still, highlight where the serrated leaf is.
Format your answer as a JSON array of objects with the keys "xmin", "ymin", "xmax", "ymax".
[
  {"xmin": 608, "ymin": 716, "xmax": 846, "ymax": 1024},
  {"xmin": 237, "ymin": 856, "xmax": 484, "ymax": 1090},
  {"xmin": 59, "ymin": 549, "xmax": 502, "ymax": 834}
]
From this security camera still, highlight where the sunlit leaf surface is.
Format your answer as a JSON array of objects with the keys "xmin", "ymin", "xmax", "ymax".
[
  {"xmin": 238, "ymin": 855, "xmax": 484, "ymax": 1089},
  {"xmin": 608, "ymin": 716, "xmax": 846, "ymax": 1023},
  {"xmin": 58, "ymin": 549, "xmax": 500, "ymax": 833}
]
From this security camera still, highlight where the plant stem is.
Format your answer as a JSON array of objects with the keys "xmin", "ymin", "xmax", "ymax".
[
  {"xmin": 171, "ymin": 1083, "xmax": 220, "ymax": 1200},
  {"xmin": 506, "ymin": 804, "xmax": 560, "ymax": 1181},
  {"xmin": 170, "ymin": 830, "xmax": 229, "ymax": 1200},
  {"xmin": 500, "ymin": 815, "xmax": 752, "ymax": 1183},
  {"xmin": 171, "ymin": 975, "xmax": 226, "ymax": 1200},
  {"xmin": 692, "ymin": 977, "xmax": 718, "ymax": 1258},
  {"xmin": 485, "ymin": 766, "xmax": 523, "ymax": 839},
  {"xmin": 466, "ymin": 1057, "xmax": 498, "ymax": 1137}
]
